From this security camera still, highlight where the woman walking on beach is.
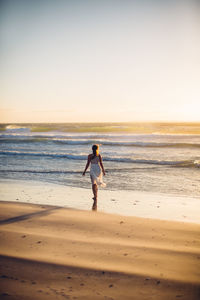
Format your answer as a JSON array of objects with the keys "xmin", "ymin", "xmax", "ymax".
[{"xmin": 82, "ymin": 144, "xmax": 106, "ymax": 210}]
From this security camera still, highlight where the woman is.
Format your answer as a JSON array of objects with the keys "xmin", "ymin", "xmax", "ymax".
[{"xmin": 82, "ymin": 144, "xmax": 106, "ymax": 209}]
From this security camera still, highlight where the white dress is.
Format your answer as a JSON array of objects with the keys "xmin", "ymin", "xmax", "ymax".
[{"xmin": 90, "ymin": 155, "xmax": 106, "ymax": 187}]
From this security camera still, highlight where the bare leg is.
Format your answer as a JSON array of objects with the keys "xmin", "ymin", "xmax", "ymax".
[
  {"xmin": 92, "ymin": 184, "xmax": 98, "ymax": 200},
  {"xmin": 92, "ymin": 199, "xmax": 97, "ymax": 211},
  {"xmin": 92, "ymin": 184, "xmax": 98, "ymax": 211}
]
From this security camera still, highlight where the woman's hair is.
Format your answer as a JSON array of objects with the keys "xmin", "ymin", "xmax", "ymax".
[{"xmin": 92, "ymin": 144, "xmax": 99, "ymax": 158}]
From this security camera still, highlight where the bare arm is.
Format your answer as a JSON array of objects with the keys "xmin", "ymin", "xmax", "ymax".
[
  {"xmin": 82, "ymin": 155, "xmax": 91, "ymax": 175},
  {"xmin": 99, "ymin": 155, "xmax": 106, "ymax": 176}
]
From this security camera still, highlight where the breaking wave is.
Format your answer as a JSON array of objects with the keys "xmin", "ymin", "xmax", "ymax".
[
  {"xmin": 1, "ymin": 136, "xmax": 200, "ymax": 148},
  {"xmin": 0, "ymin": 150, "xmax": 199, "ymax": 167}
]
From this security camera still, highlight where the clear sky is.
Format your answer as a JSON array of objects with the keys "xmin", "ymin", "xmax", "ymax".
[{"xmin": 0, "ymin": 0, "xmax": 200, "ymax": 123}]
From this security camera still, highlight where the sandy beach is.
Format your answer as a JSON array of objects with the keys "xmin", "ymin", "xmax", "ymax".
[
  {"xmin": 1, "ymin": 0, "xmax": 200, "ymax": 297},
  {"xmin": 0, "ymin": 200, "xmax": 200, "ymax": 300}
]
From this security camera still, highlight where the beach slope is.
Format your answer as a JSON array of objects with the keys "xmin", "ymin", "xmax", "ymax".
[{"xmin": 0, "ymin": 201, "xmax": 199, "ymax": 300}]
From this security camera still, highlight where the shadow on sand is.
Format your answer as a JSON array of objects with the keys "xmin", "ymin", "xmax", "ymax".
[{"xmin": 0, "ymin": 207, "xmax": 61, "ymax": 226}]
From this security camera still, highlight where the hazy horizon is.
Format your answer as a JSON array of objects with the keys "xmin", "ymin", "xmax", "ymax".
[
  {"xmin": 1, "ymin": 121, "xmax": 200, "ymax": 135},
  {"xmin": 1, "ymin": 0, "xmax": 200, "ymax": 123}
]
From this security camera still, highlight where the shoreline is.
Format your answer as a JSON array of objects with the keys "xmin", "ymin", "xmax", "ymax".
[
  {"xmin": 0, "ymin": 201, "xmax": 200, "ymax": 299},
  {"xmin": 0, "ymin": 178, "xmax": 200, "ymax": 224}
]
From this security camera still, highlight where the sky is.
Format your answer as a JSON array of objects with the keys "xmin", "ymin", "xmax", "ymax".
[{"xmin": 0, "ymin": 0, "xmax": 200, "ymax": 123}]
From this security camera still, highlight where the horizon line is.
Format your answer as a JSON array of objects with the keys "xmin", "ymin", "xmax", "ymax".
[{"xmin": 1, "ymin": 121, "xmax": 200, "ymax": 125}]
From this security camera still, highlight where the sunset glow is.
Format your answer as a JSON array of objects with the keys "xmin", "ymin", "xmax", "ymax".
[{"xmin": 1, "ymin": 0, "xmax": 200, "ymax": 123}]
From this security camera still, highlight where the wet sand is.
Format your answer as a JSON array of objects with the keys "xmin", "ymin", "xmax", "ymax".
[
  {"xmin": 0, "ymin": 201, "xmax": 200, "ymax": 300},
  {"xmin": 1, "ymin": 179, "xmax": 200, "ymax": 223}
]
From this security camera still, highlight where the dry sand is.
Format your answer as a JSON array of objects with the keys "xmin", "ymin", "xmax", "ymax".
[{"xmin": 0, "ymin": 201, "xmax": 200, "ymax": 300}]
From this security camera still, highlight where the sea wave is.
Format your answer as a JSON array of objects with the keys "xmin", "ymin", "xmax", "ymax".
[
  {"xmin": 53, "ymin": 139, "xmax": 200, "ymax": 148},
  {"xmin": 0, "ymin": 167, "xmax": 154, "ymax": 175},
  {"xmin": 0, "ymin": 169, "xmax": 81, "ymax": 174},
  {"xmin": 0, "ymin": 150, "xmax": 199, "ymax": 167},
  {"xmin": 5, "ymin": 125, "xmax": 28, "ymax": 130},
  {"xmin": 0, "ymin": 150, "xmax": 87, "ymax": 160},
  {"xmin": 2, "ymin": 122, "xmax": 200, "ymax": 135},
  {"xmin": 1, "ymin": 136, "xmax": 200, "ymax": 148}
]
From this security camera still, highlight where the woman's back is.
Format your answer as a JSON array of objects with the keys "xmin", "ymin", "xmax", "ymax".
[{"xmin": 90, "ymin": 155, "xmax": 100, "ymax": 164}]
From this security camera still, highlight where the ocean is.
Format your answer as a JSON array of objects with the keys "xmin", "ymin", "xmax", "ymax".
[{"xmin": 0, "ymin": 122, "xmax": 200, "ymax": 198}]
